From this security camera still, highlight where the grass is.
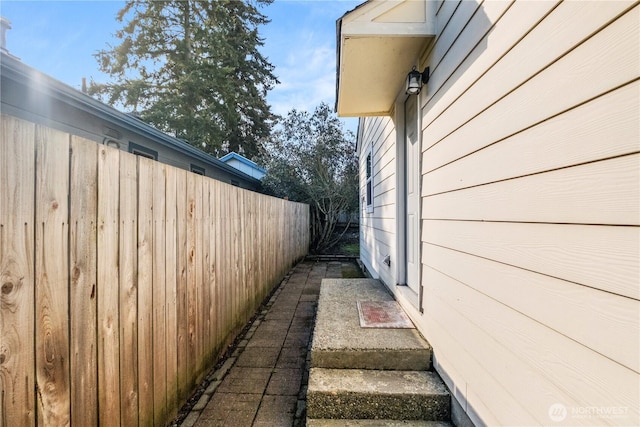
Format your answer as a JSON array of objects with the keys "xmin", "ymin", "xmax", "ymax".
[
  {"xmin": 340, "ymin": 243, "xmax": 360, "ymax": 256},
  {"xmin": 341, "ymin": 262, "xmax": 365, "ymax": 278}
]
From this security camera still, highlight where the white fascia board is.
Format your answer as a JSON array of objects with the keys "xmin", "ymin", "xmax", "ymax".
[{"xmin": 341, "ymin": 0, "xmax": 436, "ymax": 38}]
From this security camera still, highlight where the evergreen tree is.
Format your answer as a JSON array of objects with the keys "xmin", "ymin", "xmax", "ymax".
[{"xmin": 89, "ymin": 0, "xmax": 277, "ymax": 158}]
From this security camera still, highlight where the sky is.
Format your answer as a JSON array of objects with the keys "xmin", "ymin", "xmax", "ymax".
[{"xmin": 0, "ymin": 0, "xmax": 360, "ymax": 132}]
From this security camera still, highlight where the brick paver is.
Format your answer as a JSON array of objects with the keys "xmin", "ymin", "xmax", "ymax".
[{"xmin": 185, "ymin": 260, "xmax": 346, "ymax": 427}]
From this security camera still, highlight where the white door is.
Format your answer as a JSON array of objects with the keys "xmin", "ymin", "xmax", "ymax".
[{"xmin": 404, "ymin": 97, "xmax": 421, "ymax": 294}]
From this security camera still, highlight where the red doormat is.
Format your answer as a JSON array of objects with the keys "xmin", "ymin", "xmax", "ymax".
[{"xmin": 357, "ymin": 301, "xmax": 414, "ymax": 328}]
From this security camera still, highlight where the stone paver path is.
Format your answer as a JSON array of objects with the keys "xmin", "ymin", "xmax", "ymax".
[{"xmin": 182, "ymin": 260, "xmax": 345, "ymax": 427}]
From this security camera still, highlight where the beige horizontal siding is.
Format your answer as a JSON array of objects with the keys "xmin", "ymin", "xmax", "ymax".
[
  {"xmin": 423, "ymin": 240, "xmax": 639, "ymax": 372},
  {"xmin": 416, "ymin": 1, "xmax": 640, "ymax": 426},
  {"xmin": 422, "ymin": 154, "xmax": 639, "ymax": 225},
  {"xmin": 423, "ymin": 0, "xmax": 559, "ymax": 119},
  {"xmin": 423, "ymin": 220, "xmax": 640, "ymax": 300},
  {"xmin": 421, "ymin": 81, "xmax": 639, "ymax": 196},
  {"xmin": 423, "ymin": 3, "xmax": 638, "ymax": 168},
  {"xmin": 421, "ymin": 262, "xmax": 639, "ymax": 425}
]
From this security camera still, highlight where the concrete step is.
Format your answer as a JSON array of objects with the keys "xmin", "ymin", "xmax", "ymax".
[
  {"xmin": 311, "ymin": 279, "xmax": 432, "ymax": 371},
  {"xmin": 307, "ymin": 368, "xmax": 450, "ymax": 421},
  {"xmin": 307, "ymin": 420, "xmax": 452, "ymax": 427}
]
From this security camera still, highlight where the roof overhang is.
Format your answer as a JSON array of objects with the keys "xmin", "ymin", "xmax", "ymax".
[{"xmin": 336, "ymin": 0, "xmax": 436, "ymax": 117}]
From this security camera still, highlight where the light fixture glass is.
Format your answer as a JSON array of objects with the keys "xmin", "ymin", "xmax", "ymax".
[
  {"xmin": 405, "ymin": 66, "xmax": 430, "ymax": 96},
  {"xmin": 405, "ymin": 67, "xmax": 422, "ymax": 95}
]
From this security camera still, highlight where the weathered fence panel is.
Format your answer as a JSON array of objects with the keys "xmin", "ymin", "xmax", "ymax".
[
  {"xmin": 35, "ymin": 126, "xmax": 71, "ymax": 425},
  {"xmin": 119, "ymin": 152, "xmax": 139, "ymax": 427},
  {"xmin": 69, "ymin": 135, "xmax": 98, "ymax": 427},
  {"xmin": 97, "ymin": 143, "xmax": 121, "ymax": 427},
  {"xmin": 0, "ymin": 115, "xmax": 310, "ymax": 426},
  {"xmin": 1, "ymin": 116, "xmax": 36, "ymax": 426}
]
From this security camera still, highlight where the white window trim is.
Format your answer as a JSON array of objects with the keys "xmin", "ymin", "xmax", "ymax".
[{"xmin": 366, "ymin": 144, "xmax": 374, "ymax": 213}]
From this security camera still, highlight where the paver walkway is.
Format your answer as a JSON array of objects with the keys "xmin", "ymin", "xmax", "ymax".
[{"xmin": 182, "ymin": 260, "xmax": 346, "ymax": 427}]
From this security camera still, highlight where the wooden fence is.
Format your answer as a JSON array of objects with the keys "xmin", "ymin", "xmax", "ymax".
[{"xmin": 0, "ymin": 115, "xmax": 309, "ymax": 426}]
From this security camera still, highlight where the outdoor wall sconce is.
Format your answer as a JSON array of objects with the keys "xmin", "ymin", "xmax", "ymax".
[{"xmin": 405, "ymin": 66, "xmax": 430, "ymax": 95}]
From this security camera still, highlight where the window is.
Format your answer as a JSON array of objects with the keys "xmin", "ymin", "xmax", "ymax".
[
  {"xmin": 129, "ymin": 142, "xmax": 158, "ymax": 160},
  {"xmin": 366, "ymin": 145, "xmax": 373, "ymax": 213},
  {"xmin": 190, "ymin": 164, "xmax": 206, "ymax": 176}
]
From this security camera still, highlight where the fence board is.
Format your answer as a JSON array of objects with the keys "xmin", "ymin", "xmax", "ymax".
[
  {"xmin": 237, "ymin": 188, "xmax": 246, "ymax": 321},
  {"xmin": 214, "ymin": 181, "xmax": 222, "ymax": 354},
  {"xmin": 232, "ymin": 187, "xmax": 241, "ymax": 328},
  {"xmin": 186, "ymin": 174, "xmax": 197, "ymax": 388},
  {"xmin": 247, "ymin": 193, "xmax": 256, "ymax": 306},
  {"xmin": 34, "ymin": 126, "xmax": 70, "ymax": 425},
  {"xmin": 69, "ymin": 136, "xmax": 98, "ymax": 426},
  {"xmin": 137, "ymin": 156, "xmax": 154, "ymax": 426},
  {"xmin": 220, "ymin": 184, "xmax": 229, "ymax": 340},
  {"xmin": 97, "ymin": 144, "xmax": 121, "ymax": 426},
  {"xmin": 0, "ymin": 117, "xmax": 36, "ymax": 427},
  {"xmin": 119, "ymin": 152, "xmax": 139, "ymax": 427},
  {"xmin": 211, "ymin": 181, "xmax": 219, "ymax": 353},
  {"xmin": 229, "ymin": 185, "xmax": 236, "ymax": 333},
  {"xmin": 153, "ymin": 162, "xmax": 168, "ymax": 425},
  {"xmin": 164, "ymin": 166, "xmax": 178, "ymax": 419},
  {"xmin": 256, "ymin": 195, "xmax": 263, "ymax": 302},
  {"xmin": 175, "ymin": 169, "xmax": 189, "ymax": 404},
  {"xmin": 194, "ymin": 174, "xmax": 205, "ymax": 377},
  {"xmin": 1, "ymin": 115, "xmax": 309, "ymax": 426},
  {"xmin": 208, "ymin": 180, "xmax": 218, "ymax": 358},
  {"xmin": 202, "ymin": 179, "xmax": 212, "ymax": 365}
]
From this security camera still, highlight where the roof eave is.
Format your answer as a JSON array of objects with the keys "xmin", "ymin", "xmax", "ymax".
[{"xmin": 335, "ymin": 0, "xmax": 436, "ymax": 117}]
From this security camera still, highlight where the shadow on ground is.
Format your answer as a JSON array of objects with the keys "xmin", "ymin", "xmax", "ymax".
[{"xmin": 170, "ymin": 259, "xmax": 363, "ymax": 426}]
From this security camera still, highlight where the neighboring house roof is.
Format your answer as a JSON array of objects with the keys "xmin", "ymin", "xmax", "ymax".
[
  {"xmin": 335, "ymin": 0, "xmax": 436, "ymax": 116},
  {"xmin": 0, "ymin": 51, "xmax": 261, "ymax": 188},
  {"xmin": 219, "ymin": 152, "xmax": 266, "ymax": 180}
]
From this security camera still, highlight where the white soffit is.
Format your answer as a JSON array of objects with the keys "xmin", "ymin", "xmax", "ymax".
[{"xmin": 336, "ymin": 0, "xmax": 436, "ymax": 117}]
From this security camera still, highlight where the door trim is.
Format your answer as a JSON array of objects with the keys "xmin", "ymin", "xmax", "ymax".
[{"xmin": 394, "ymin": 93, "xmax": 423, "ymax": 313}]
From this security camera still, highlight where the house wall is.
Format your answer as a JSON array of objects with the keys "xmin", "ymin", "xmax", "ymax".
[
  {"xmin": 359, "ymin": 115, "xmax": 397, "ymax": 285},
  {"xmin": 0, "ymin": 56, "xmax": 261, "ymax": 191},
  {"xmin": 359, "ymin": 1, "xmax": 639, "ymax": 425},
  {"xmin": 225, "ymin": 157, "xmax": 266, "ymax": 180}
]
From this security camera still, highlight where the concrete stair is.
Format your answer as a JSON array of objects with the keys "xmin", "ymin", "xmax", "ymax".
[
  {"xmin": 308, "ymin": 422, "xmax": 451, "ymax": 427},
  {"xmin": 307, "ymin": 279, "xmax": 452, "ymax": 425}
]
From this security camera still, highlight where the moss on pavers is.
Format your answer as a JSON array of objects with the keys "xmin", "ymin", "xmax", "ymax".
[
  {"xmin": 253, "ymin": 395, "xmax": 298, "ymax": 425},
  {"xmin": 276, "ymin": 347, "xmax": 308, "ymax": 370},
  {"xmin": 266, "ymin": 368, "xmax": 303, "ymax": 396},
  {"xmin": 196, "ymin": 393, "xmax": 262, "ymax": 426},
  {"xmin": 174, "ymin": 260, "xmax": 326, "ymax": 426},
  {"xmin": 235, "ymin": 346, "xmax": 281, "ymax": 368},
  {"xmin": 246, "ymin": 325, "xmax": 288, "ymax": 348},
  {"xmin": 216, "ymin": 367, "xmax": 272, "ymax": 394}
]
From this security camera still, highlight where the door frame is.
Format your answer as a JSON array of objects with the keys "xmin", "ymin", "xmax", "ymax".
[{"xmin": 394, "ymin": 92, "xmax": 423, "ymax": 313}]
